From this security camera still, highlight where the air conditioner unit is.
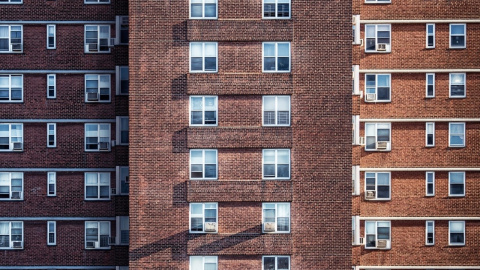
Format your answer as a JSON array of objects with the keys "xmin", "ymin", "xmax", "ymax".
[
  {"xmin": 111, "ymin": 188, "xmax": 117, "ymax": 195},
  {"xmin": 99, "ymin": 142, "xmax": 110, "ymax": 150},
  {"xmin": 365, "ymin": 93, "xmax": 376, "ymax": 101},
  {"xmin": 376, "ymin": 141, "xmax": 389, "ymax": 150},
  {"xmin": 377, "ymin": 43, "xmax": 387, "ymax": 51},
  {"xmin": 108, "ymin": 236, "xmax": 116, "ymax": 245},
  {"xmin": 87, "ymin": 92, "xmax": 99, "ymax": 101},
  {"xmin": 377, "ymin": 239, "xmax": 390, "ymax": 249},
  {"xmin": 86, "ymin": 43, "xmax": 98, "ymax": 52},
  {"xmin": 11, "ymin": 43, "xmax": 22, "ymax": 52},
  {"xmin": 109, "ymin": 38, "xmax": 116, "ymax": 47},
  {"xmin": 11, "ymin": 191, "xmax": 22, "ymax": 200},
  {"xmin": 359, "ymin": 237, "xmax": 365, "ymax": 245},
  {"xmin": 365, "ymin": 191, "xmax": 376, "ymax": 200},
  {"xmin": 263, "ymin": 222, "xmax": 276, "ymax": 232},
  {"xmin": 86, "ymin": 241, "xmax": 99, "ymax": 249},
  {"xmin": 359, "ymin": 137, "xmax": 366, "ymax": 146},
  {"xmin": 204, "ymin": 222, "xmax": 217, "ymax": 232},
  {"xmin": 13, "ymin": 142, "xmax": 23, "ymax": 151},
  {"xmin": 125, "ymin": 176, "xmax": 129, "ymax": 184},
  {"xmin": 12, "ymin": 241, "xmax": 23, "ymax": 249}
]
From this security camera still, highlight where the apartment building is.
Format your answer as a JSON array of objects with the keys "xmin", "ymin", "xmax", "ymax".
[
  {"xmin": 352, "ymin": 0, "xmax": 480, "ymax": 269},
  {"xmin": 0, "ymin": 0, "xmax": 129, "ymax": 269},
  {"xmin": 129, "ymin": 0, "xmax": 351, "ymax": 269}
]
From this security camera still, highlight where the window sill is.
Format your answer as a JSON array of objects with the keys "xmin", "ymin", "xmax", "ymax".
[
  {"xmin": 449, "ymin": 47, "xmax": 466, "ymax": 50},
  {"xmin": 448, "ymin": 195, "xmax": 465, "ymax": 197},
  {"xmin": 189, "ymin": 17, "xmax": 218, "ymax": 20},
  {"xmin": 365, "ymin": 51, "xmax": 391, "ymax": 54},
  {"xmin": 262, "ymin": 17, "xmax": 291, "ymax": 20},
  {"xmin": 449, "ymin": 96, "xmax": 466, "ymax": 99},
  {"xmin": 85, "ymin": 247, "xmax": 111, "ymax": 250}
]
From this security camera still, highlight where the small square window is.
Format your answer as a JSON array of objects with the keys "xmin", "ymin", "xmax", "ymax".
[
  {"xmin": 189, "ymin": 203, "xmax": 218, "ymax": 233},
  {"xmin": 262, "ymin": 203, "xmax": 290, "ymax": 233},
  {"xmin": 425, "ymin": 171, "xmax": 434, "ymax": 196},
  {"xmin": 190, "ymin": 96, "xmax": 218, "ymax": 126},
  {"xmin": 365, "ymin": 123, "xmax": 391, "ymax": 151},
  {"xmin": 0, "ymin": 74, "xmax": 23, "ymax": 102},
  {"xmin": 47, "ymin": 25, "xmax": 56, "ymax": 49},
  {"xmin": 190, "ymin": 256, "xmax": 218, "ymax": 270},
  {"xmin": 263, "ymin": 0, "xmax": 290, "ymax": 19},
  {"xmin": 365, "ymin": 172, "xmax": 390, "ymax": 200},
  {"xmin": 450, "ymin": 24, "xmax": 466, "ymax": 49},
  {"xmin": 190, "ymin": 149, "xmax": 218, "ymax": 180},
  {"xmin": 263, "ymin": 256, "xmax": 290, "ymax": 270},
  {"xmin": 0, "ymin": 123, "xmax": 23, "ymax": 151},
  {"xmin": 365, "ymin": 74, "xmax": 391, "ymax": 102},
  {"xmin": 426, "ymin": 73, "xmax": 435, "ymax": 98},
  {"xmin": 85, "ymin": 172, "xmax": 111, "ymax": 200},
  {"xmin": 426, "ymin": 221, "xmax": 434, "ymax": 245},
  {"xmin": 0, "ymin": 221, "xmax": 23, "ymax": 249},
  {"xmin": 449, "ymin": 73, "xmax": 466, "ymax": 98},
  {"xmin": 84, "ymin": 25, "xmax": 111, "ymax": 53},
  {"xmin": 263, "ymin": 149, "xmax": 290, "ymax": 179},
  {"xmin": 365, "ymin": 221, "xmax": 391, "ymax": 249},
  {"xmin": 449, "ymin": 172, "xmax": 465, "ymax": 197},
  {"xmin": 116, "ymin": 116, "xmax": 129, "ymax": 145},
  {"xmin": 449, "ymin": 122, "xmax": 465, "ymax": 147},
  {"xmin": 426, "ymin": 24, "xmax": 435, "ymax": 48},
  {"xmin": 47, "ymin": 221, "xmax": 56, "ymax": 246},
  {"xmin": 0, "ymin": 172, "xmax": 23, "ymax": 200},
  {"xmin": 449, "ymin": 221, "xmax": 465, "ymax": 246},
  {"xmin": 365, "ymin": 24, "xmax": 391, "ymax": 53},
  {"xmin": 263, "ymin": 42, "xmax": 290, "ymax": 72},
  {"xmin": 190, "ymin": 42, "xmax": 217, "ymax": 73},
  {"xmin": 85, "ymin": 74, "xmax": 111, "ymax": 102},
  {"xmin": 85, "ymin": 123, "xmax": 111, "ymax": 151},
  {"xmin": 190, "ymin": 0, "xmax": 217, "ymax": 19},
  {"xmin": 263, "ymin": 96, "xmax": 290, "ymax": 126},
  {"xmin": 85, "ymin": 221, "xmax": 111, "ymax": 249},
  {"xmin": 47, "ymin": 172, "xmax": 56, "ymax": 197},
  {"xmin": 425, "ymin": 122, "xmax": 434, "ymax": 147},
  {"xmin": 0, "ymin": 25, "xmax": 23, "ymax": 53}
]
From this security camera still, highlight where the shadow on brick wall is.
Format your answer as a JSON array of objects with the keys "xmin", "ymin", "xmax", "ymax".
[
  {"xmin": 172, "ymin": 21, "xmax": 187, "ymax": 43},
  {"xmin": 172, "ymin": 74, "xmax": 187, "ymax": 100},
  {"xmin": 172, "ymin": 128, "xmax": 188, "ymax": 153}
]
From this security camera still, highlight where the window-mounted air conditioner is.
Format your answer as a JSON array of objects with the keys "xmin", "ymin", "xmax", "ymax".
[
  {"xmin": 99, "ymin": 142, "xmax": 110, "ymax": 150},
  {"xmin": 11, "ymin": 191, "xmax": 22, "ymax": 200},
  {"xmin": 263, "ymin": 222, "xmax": 276, "ymax": 232},
  {"xmin": 365, "ymin": 191, "xmax": 376, "ymax": 200},
  {"xmin": 12, "ymin": 241, "xmax": 23, "ymax": 249},
  {"xmin": 86, "ymin": 43, "xmax": 98, "ymax": 52},
  {"xmin": 366, "ymin": 93, "xmax": 376, "ymax": 101},
  {"xmin": 13, "ymin": 142, "xmax": 23, "ymax": 151},
  {"xmin": 11, "ymin": 43, "xmax": 22, "ymax": 52},
  {"xmin": 377, "ymin": 239, "xmax": 390, "ymax": 249},
  {"xmin": 204, "ymin": 222, "xmax": 217, "ymax": 232},
  {"xmin": 376, "ymin": 141, "xmax": 389, "ymax": 150},
  {"xmin": 377, "ymin": 43, "xmax": 387, "ymax": 51},
  {"xmin": 87, "ymin": 92, "xmax": 99, "ymax": 101}
]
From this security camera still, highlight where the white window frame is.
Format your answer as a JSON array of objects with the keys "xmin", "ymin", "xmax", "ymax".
[
  {"xmin": 0, "ymin": 221, "xmax": 23, "ymax": 249},
  {"xmin": 84, "ymin": 0, "xmax": 110, "ymax": 3},
  {"xmin": 189, "ymin": 203, "xmax": 218, "ymax": 234},
  {"xmin": 262, "ymin": 0, "xmax": 291, "ymax": 19},
  {"xmin": 425, "ymin": 23, "xmax": 435, "ymax": 48},
  {"xmin": 426, "ymin": 73, "xmax": 435, "ymax": 98},
  {"xmin": 352, "ymin": 16, "xmax": 361, "ymax": 45},
  {"xmin": 365, "ymin": 221, "xmax": 391, "ymax": 249},
  {"xmin": 85, "ymin": 74, "xmax": 111, "ymax": 102},
  {"xmin": 364, "ymin": 123, "xmax": 391, "ymax": 151},
  {"xmin": 449, "ymin": 73, "xmax": 466, "ymax": 98},
  {"xmin": 189, "ymin": 96, "xmax": 218, "ymax": 126},
  {"xmin": 84, "ymin": 172, "xmax": 111, "ymax": 201},
  {"xmin": 449, "ymin": 221, "xmax": 465, "ymax": 246},
  {"xmin": 0, "ymin": 74, "xmax": 23, "ymax": 102},
  {"xmin": 190, "ymin": 0, "xmax": 218, "ymax": 19},
  {"xmin": 425, "ymin": 220, "xmax": 434, "ymax": 246},
  {"xmin": 262, "ymin": 255, "xmax": 291, "ymax": 270},
  {"xmin": 449, "ymin": 24, "xmax": 466, "ymax": 49},
  {"xmin": 84, "ymin": 221, "xmax": 111, "ymax": 249},
  {"xmin": 364, "ymin": 74, "xmax": 391, "ymax": 102},
  {"xmin": 262, "ymin": 42, "xmax": 291, "ymax": 73},
  {"xmin": 425, "ymin": 171, "xmax": 435, "ymax": 197},
  {"xmin": 352, "ymin": 65, "xmax": 360, "ymax": 94},
  {"xmin": 116, "ymin": 166, "xmax": 129, "ymax": 196},
  {"xmin": 262, "ymin": 149, "xmax": 291, "ymax": 180},
  {"xmin": 262, "ymin": 96, "xmax": 291, "ymax": 127},
  {"xmin": 449, "ymin": 122, "xmax": 465, "ymax": 147},
  {"xmin": 47, "ymin": 172, "xmax": 56, "ymax": 197},
  {"xmin": 115, "ymin": 16, "xmax": 129, "ymax": 45},
  {"xmin": 365, "ymin": 0, "xmax": 391, "ymax": 3},
  {"xmin": 0, "ymin": 0, "xmax": 22, "ymax": 3},
  {"xmin": 46, "ymin": 24, "xmax": 56, "ymax": 49},
  {"xmin": 189, "ymin": 256, "xmax": 218, "ymax": 270},
  {"xmin": 190, "ymin": 149, "xmax": 218, "ymax": 180},
  {"xmin": 84, "ymin": 123, "xmax": 111, "ymax": 152},
  {"xmin": 47, "ymin": 74, "xmax": 56, "ymax": 99},
  {"xmin": 352, "ymin": 165, "xmax": 360, "ymax": 196},
  {"xmin": 425, "ymin": 122, "xmax": 434, "ymax": 147},
  {"xmin": 0, "ymin": 123, "xmax": 23, "ymax": 151},
  {"xmin": 365, "ymin": 172, "xmax": 391, "ymax": 200},
  {"xmin": 116, "ymin": 216, "xmax": 129, "ymax": 245},
  {"xmin": 115, "ymin": 66, "xmax": 129, "ymax": 95},
  {"xmin": 448, "ymin": 171, "xmax": 465, "ymax": 197},
  {"xmin": 0, "ymin": 172, "xmax": 23, "ymax": 201},
  {"xmin": 116, "ymin": 116, "xmax": 129, "ymax": 145},
  {"xmin": 47, "ymin": 221, "xmax": 56, "ymax": 246},
  {"xmin": 352, "ymin": 115, "xmax": 360, "ymax": 145},
  {"xmin": 84, "ymin": 25, "xmax": 111, "ymax": 53},
  {"xmin": 352, "ymin": 215, "xmax": 360, "ymax": 245},
  {"xmin": 189, "ymin": 42, "xmax": 218, "ymax": 73},
  {"xmin": 262, "ymin": 202, "xmax": 290, "ymax": 233},
  {"xmin": 0, "ymin": 25, "xmax": 22, "ymax": 53},
  {"xmin": 47, "ymin": 123, "xmax": 56, "ymax": 148},
  {"xmin": 365, "ymin": 24, "xmax": 391, "ymax": 53}
]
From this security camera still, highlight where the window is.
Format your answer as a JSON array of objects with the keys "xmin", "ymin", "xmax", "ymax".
[
  {"xmin": 0, "ymin": 172, "xmax": 23, "ymax": 200},
  {"xmin": 263, "ymin": 203, "xmax": 290, "ymax": 233},
  {"xmin": 47, "ymin": 25, "xmax": 55, "ymax": 49},
  {"xmin": 263, "ymin": 0, "xmax": 290, "ymax": 19},
  {"xmin": 190, "ymin": 96, "xmax": 218, "ymax": 126},
  {"xmin": 449, "ymin": 73, "xmax": 465, "ymax": 98},
  {"xmin": 0, "ymin": 123, "xmax": 23, "ymax": 151},
  {"xmin": 352, "ymin": 16, "xmax": 360, "ymax": 44},
  {"xmin": 0, "ymin": 0, "xmax": 22, "ymax": 3},
  {"xmin": 85, "ymin": 74, "xmax": 111, "ymax": 102},
  {"xmin": 117, "ymin": 216, "xmax": 129, "ymax": 245},
  {"xmin": 116, "ymin": 16, "xmax": 128, "ymax": 44},
  {"xmin": 352, "ymin": 166, "xmax": 360, "ymax": 195},
  {"xmin": 263, "ymin": 96, "xmax": 290, "ymax": 126},
  {"xmin": 189, "ymin": 203, "xmax": 217, "ymax": 233},
  {"xmin": 85, "ymin": 221, "xmax": 110, "ymax": 249},
  {"xmin": 84, "ymin": 25, "xmax": 110, "ymax": 53},
  {"xmin": 190, "ymin": 256, "xmax": 218, "ymax": 270},
  {"xmin": 47, "ymin": 221, "xmax": 56, "ymax": 246},
  {"xmin": 425, "ymin": 122, "xmax": 434, "ymax": 147},
  {"xmin": 365, "ymin": 24, "xmax": 390, "ymax": 52},
  {"xmin": 426, "ymin": 171, "xmax": 434, "ymax": 196},
  {"xmin": 449, "ymin": 122, "xmax": 465, "ymax": 147},
  {"xmin": 47, "ymin": 172, "xmax": 56, "ymax": 197},
  {"xmin": 263, "ymin": 149, "xmax": 290, "ymax": 179},
  {"xmin": 365, "ymin": 74, "xmax": 390, "ymax": 102},
  {"xmin": 0, "ymin": 25, "xmax": 22, "ymax": 53},
  {"xmin": 47, "ymin": 74, "xmax": 56, "ymax": 99},
  {"xmin": 117, "ymin": 166, "xmax": 129, "ymax": 195},
  {"xmin": 263, "ymin": 42, "xmax": 290, "ymax": 72},
  {"xmin": 365, "ymin": 221, "xmax": 391, "ymax": 249},
  {"xmin": 365, "ymin": 0, "xmax": 390, "ymax": 3},
  {"xmin": 85, "ymin": 123, "xmax": 111, "ymax": 151},
  {"xmin": 190, "ymin": 0, "xmax": 217, "ymax": 19},
  {"xmin": 116, "ymin": 66, "xmax": 129, "ymax": 95},
  {"xmin": 0, "ymin": 221, "xmax": 23, "ymax": 249},
  {"xmin": 426, "ymin": 221, "xmax": 434, "ymax": 245},
  {"xmin": 365, "ymin": 123, "xmax": 391, "ymax": 151},
  {"xmin": 263, "ymin": 256, "xmax": 290, "ymax": 270},
  {"xmin": 0, "ymin": 74, "xmax": 22, "ymax": 102},
  {"xmin": 450, "ymin": 24, "xmax": 466, "ymax": 49},
  {"xmin": 365, "ymin": 172, "xmax": 390, "ymax": 200},
  {"xmin": 449, "ymin": 221, "xmax": 465, "ymax": 245},
  {"xmin": 190, "ymin": 42, "xmax": 217, "ymax": 72},
  {"xmin": 116, "ymin": 116, "xmax": 129, "ymax": 145},
  {"xmin": 426, "ymin": 24, "xmax": 435, "ymax": 48},
  {"xmin": 85, "ymin": 0, "xmax": 110, "ymax": 4},
  {"xmin": 85, "ymin": 172, "xmax": 110, "ymax": 200},
  {"xmin": 426, "ymin": 73, "xmax": 434, "ymax": 98},
  {"xmin": 190, "ymin": 149, "xmax": 217, "ymax": 179},
  {"xmin": 47, "ymin": 123, "xmax": 56, "ymax": 148},
  {"xmin": 449, "ymin": 172, "xmax": 465, "ymax": 197}
]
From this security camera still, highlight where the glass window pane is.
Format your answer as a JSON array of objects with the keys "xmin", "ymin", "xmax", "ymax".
[
  {"xmin": 191, "ymin": 43, "xmax": 203, "ymax": 57},
  {"xmin": 263, "ymin": 150, "xmax": 275, "ymax": 163},
  {"xmin": 191, "ymin": 151, "xmax": 203, "ymax": 164},
  {"xmin": 277, "ymin": 43, "xmax": 290, "ymax": 57},
  {"xmin": 264, "ymin": 43, "xmax": 275, "ymax": 57},
  {"xmin": 451, "ymin": 25, "xmax": 465, "ymax": 35}
]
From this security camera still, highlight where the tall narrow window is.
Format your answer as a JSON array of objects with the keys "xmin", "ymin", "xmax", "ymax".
[
  {"xmin": 47, "ymin": 172, "xmax": 56, "ymax": 197},
  {"xmin": 47, "ymin": 123, "xmax": 56, "ymax": 148},
  {"xmin": 116, "ymin": 116, "xmax": 129, "ymax": 145},
  {"xmin": 426, "ymin": 172, "xmax": 434, "ymax": 196},
  {"xmin": 426, "ymin": 24, "xmax": 435, "ymax": 48},
  {"xmin": 117, "ymin": 166, "xmax": 129, "ymax": 195},
  {"xmin": 116, "ymin": 66, "xmax": 129, "ymax": 95},
  {"xmin": 449, "ymin": 73, "xmax": 466, "ymax": 98},
  {"xmin": 426, "ymin": 221, "xmax": 434, "ymax": 245},
  {"xmin": 426, "ymin": 73, "xmax": 434, "ymax": 98},
  {"xmin": 47, "ymin": 221, "xmax": 56, "ymax": 245},
  {"xmin": 118, "ymin": 216, "xmax": 129, "ymax": 245},
  {"xmin": 263, "ymin": 96, "xmax": 290, "ymax": 126},
  {"xmin": 425, "ymin": 122, "xmax": 434, "ymax": 147},
  {"xmin": 47, "ymin": 74, "xmax": 56, "ymax": 99},
  {"xmin": 46, "ymin": 25, "xmax": 56, "ymax": 49},
  {"xmin": 449, "ymin": 171, "xmax": 465, "ymax": 197},
  {"xmin": 449, "ymin": 221, "xmax": 465, "ymax": 245},
  {"xmin": 116, "ymin": 16, "xmax": 129, "ymax": 45}
]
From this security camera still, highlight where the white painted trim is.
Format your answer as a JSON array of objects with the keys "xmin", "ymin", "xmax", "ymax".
[
  {"xmin": 0, "ymin": 70, "xmax": 114, "ymax": 74},
  {"xmin": 0, "ymin": 217, "xmax": 115, "ymax": 221},
  {"xmin": 361, "ymin": 118, "xmax": 480, "ymax": 122},
  {"xmin": 0, "ymin": 119, "xmax": 115, "ymax": 123},
  {"xmin": 0, "ymin": 168, "xmax": 115, "ymax": 172},
  {"xmin": 0, "ymin": 267, "xmax": 115, "ymax": 270},
  {"xmin": 360, "ymin": 19, "xmax": 480, "ymax": 24},
  {"xmin": 360, "ymin": 69, "xmax": 480, "ymax": 73},
  {"xmin": 360, "ymin": 217, "xmax": 480, "ymax": 221},
  {"xmin": 358, "ymin": 267, "xmax": 480, "ymax": 269},
  {"xmin": 360, "ymin": 167, "xmax": 480, "ymax": 172}
]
